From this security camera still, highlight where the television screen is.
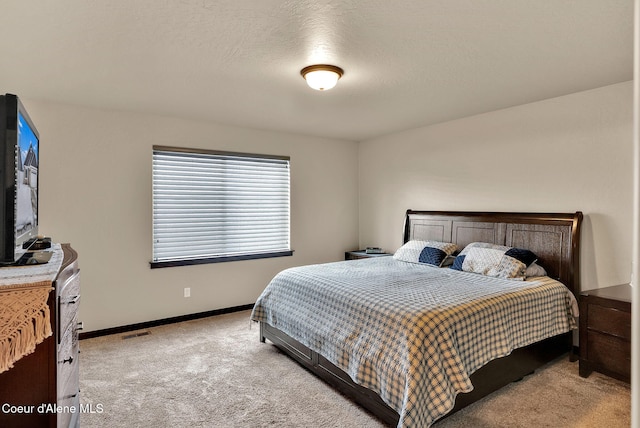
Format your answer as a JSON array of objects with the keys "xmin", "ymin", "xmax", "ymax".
[
  {"xmin": 0, "ymin": 94, "xmax": 40, "ymax": 264},
  {"xmin": 16, "ymin": 111, "xmax": 39, "ymax": 243}
]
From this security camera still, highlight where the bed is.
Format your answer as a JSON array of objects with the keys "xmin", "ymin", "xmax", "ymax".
[{"xmin": 251, "ymin": 210, "xmax": 583, "ymax": 427}]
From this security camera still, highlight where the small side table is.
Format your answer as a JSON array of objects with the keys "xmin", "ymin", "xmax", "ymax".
[
  {"xmin": 579, "ymin": 283, "xmax": 631, "ymax": 383},
  {"xmin": 345, "ymin": 250, "xmax": 393, "ymax": 260}
]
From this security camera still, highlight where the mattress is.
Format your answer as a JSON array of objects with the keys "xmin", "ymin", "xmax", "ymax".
[{"xmin": 251, "ymin": 257, "xmax": 578, "ymax": 427}]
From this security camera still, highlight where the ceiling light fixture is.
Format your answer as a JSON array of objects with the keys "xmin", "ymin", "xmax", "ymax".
[{"xmin": 300, "ymin": 64, "xmax": 344, "ymax": 91}]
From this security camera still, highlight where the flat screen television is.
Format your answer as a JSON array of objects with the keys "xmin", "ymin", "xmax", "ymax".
[{"xmin": 0, "ymin": 94, "xmax": 40, "ymax": 264}]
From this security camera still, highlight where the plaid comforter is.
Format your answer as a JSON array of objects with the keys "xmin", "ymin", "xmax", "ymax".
[{"xmin": 251, "ymin": 257, "xmax": 578, "ymax": 427}]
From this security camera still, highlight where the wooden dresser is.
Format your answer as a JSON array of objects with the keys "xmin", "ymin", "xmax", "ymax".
[
  {"xmin": 0, "ymin": 244, "xmax": 80, "ymax": 427},
  {"xmin": 579, "ymin": 283, "xmax": 631, "ymax": 383}
]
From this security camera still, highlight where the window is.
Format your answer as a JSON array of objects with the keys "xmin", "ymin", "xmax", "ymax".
[{"xmin": 151, "ymin": 146, "xmax": 292, "ymax": 268}]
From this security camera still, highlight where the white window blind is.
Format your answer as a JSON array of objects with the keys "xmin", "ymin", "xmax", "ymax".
[{"xmin": 152, "ymin": 146, "xmax": 291, "ymax": 267}]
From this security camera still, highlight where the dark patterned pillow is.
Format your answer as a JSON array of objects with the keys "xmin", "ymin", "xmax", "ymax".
[
  {"xmin": 450, "ymin": 242, "xmax": 537, "ymax": 280},
  {"xmin": 505, "ymin": 247, "xmax": 537, "ymax": 267},
  {"xmin": 394, "ymin": 240, "xmax": 458, "ymax": 267}
]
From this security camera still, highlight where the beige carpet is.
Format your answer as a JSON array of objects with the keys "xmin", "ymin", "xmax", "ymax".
[{"xmin": 79, "ymin": 310, "xmax": 630, "ymax": 428}]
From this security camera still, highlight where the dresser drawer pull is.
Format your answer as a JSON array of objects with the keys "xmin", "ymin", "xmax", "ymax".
[
  {"xmin": 60, "ymin": 356, "xmax": 74, "ymax": 364},
  {"xmin": 62, "ymin": 391, "xmax": 79, "ymax": 400},
  {"xmin": 63, "ymin": 295, "xmax": 80, "ymax": 305}
]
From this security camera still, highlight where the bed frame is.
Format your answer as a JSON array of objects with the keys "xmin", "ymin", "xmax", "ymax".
[{"xmin": 258, "ymin": 210, "xmax": 583, "ymax": 426}]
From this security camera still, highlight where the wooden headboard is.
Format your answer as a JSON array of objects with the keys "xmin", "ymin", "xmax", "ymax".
[{"xmin": 403, "ymin": 210, "xmax": 583, "ymax": 296}]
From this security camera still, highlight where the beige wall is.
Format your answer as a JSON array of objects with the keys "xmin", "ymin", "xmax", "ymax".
[
  {"xmin": 26, "ymin": 100, "xmax": 359, "ymax": 332},
  {"xmin": 358, "ymin": 81, "xmax": 633, "ymax": 291},
  {"xmin": 22, "ymin": 80, "xmax": 632, "ymax": 331}
]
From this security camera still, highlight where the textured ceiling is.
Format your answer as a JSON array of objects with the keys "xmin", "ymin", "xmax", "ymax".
[{"xmin": 0, "ymin": 1, "xmax": 633, "ymax": 141}]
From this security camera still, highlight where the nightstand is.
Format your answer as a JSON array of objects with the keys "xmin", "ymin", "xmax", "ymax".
[
  {"xmin": 345, "ymin": 250, "xmax": 393, "ymax": 260},
  {"xmin": 579, "ymin": 284, "xmax": 631, "ymax": 383}
]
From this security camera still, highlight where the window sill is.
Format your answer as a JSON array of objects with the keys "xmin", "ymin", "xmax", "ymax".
[{"xmin": 150, "ymin": 250, "xmax": 294, "ymax": 269}]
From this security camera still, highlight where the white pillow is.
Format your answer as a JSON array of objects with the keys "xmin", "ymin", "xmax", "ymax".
[
  {"xmin": 451, "ymin": 242, "xmax": 538, "ymax": 280},
  {"xmin": 525, "ymin": 262, "xmax": 547, "ymax": 277},
  {"xmin": 394, "ymin": 240, "xmax": 458, "ymax": 267}
]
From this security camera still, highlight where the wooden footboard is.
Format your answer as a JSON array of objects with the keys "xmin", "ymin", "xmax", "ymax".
[{"xmin": 260, "ymin": 321, "xmax": 571, "ymax": 426}]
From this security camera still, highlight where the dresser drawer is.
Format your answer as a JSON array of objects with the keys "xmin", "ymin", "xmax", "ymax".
[
  {"xmin": 587, "ymin": 303, "xmax": 631, "ymax": 340},
  {"xmin": 59, "ymin": 269, "xmax": 80, "ymax": 300},
  {"xmin": 57, "ymin": 391, "xmax": 80, "ymax": 428},
  {"xmin": 58, "ymin": 271, "xmax": 80, "ymax": 343},
  {"xmin": 586, "ymin": 331, "xmax": 631, "ymax": 378},
  {"xmin": 58, "ymin": 315, "xmax": 80, "ymax": 401}
]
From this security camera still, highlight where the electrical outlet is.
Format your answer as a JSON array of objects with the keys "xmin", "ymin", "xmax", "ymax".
[{"xmin": 184, "ymin": 287, "xmax": 191, "ymax": 298}]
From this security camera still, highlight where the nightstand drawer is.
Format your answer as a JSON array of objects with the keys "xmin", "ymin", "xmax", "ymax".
[
  {"xmin": 587, "ymin": 304, "xmax": 631, "ymax": 340},
  {"xmin": 579, "ymin": 284, "xmax": 632, "ymax": 383},
  {"xmin": 586, "ymin": 331, "xmax": 631, "ymax": 378}
]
